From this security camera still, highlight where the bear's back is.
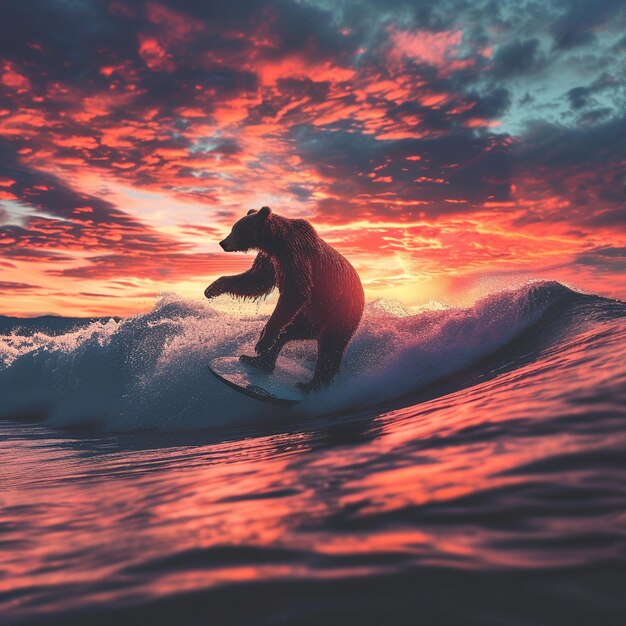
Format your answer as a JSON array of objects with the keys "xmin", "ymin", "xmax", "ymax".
[{"xmin": 267, "ymin": 215, "xmax": 363, "ymax": 324}]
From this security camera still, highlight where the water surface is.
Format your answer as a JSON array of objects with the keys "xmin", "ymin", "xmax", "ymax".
[{"xmin": 1, "ymin": 282, "xmax": 625, "ymax": 625}]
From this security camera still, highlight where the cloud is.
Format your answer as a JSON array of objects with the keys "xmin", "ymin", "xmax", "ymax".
[
  {"xmin": 388, "ymin": 28, "xmax": 462, "ymax": 67},
  {"xmin": 0, "ymin": 139, "xmax": 183, "ymax": 252},
  {"xmin": 291, "ymin": 124, "xmax": 512, "ymax": 218},
  {"xmin": 48, "ymin": 251, "xmax": 252, "ymax": 280},
  {"xmin": 550, "ymin": 0, "xmax": 626, "ymax": 50},
  {"xmin": 566, "ymin": 72, "xmax": 619, "ymax": 110},
  {"xmin": 514, "ymin": 113, "xmax": 626, "ymax": 223},
  {"xmin": 575, "ymin": 246, "xmax": 626, "ymax": 272},
  {"xmin": 0, "ymin": 138, "xmax": 249, "ymax": 287},
  {"xmin": 0, "ymin": 281, "xmax": 39, "ymax": 292},
  {"xmin": 0, "ymin": 0, "xmax": 625, "ymax": 313},
  {"xmin": 492, "ymin": 39, "xmax": 545, "ymax": 78}
]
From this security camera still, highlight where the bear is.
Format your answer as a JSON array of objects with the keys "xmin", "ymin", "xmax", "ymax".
[{"xmin": 204, "ymin": 206, "xmax": 364, "ymax": 391}]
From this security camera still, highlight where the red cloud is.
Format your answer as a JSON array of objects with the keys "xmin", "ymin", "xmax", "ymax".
[
  {"xmin": 388, "ymin": 28, "xmax": 463, "ymax": 67},
  {"xmin": 138, "ymin": 36, "xmax": 175, "ymax": 72}
]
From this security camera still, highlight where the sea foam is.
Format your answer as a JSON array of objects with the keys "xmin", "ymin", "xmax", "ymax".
[{"xmin": 0, "ymin": 281, "xmax": 577, "ymax": 432}]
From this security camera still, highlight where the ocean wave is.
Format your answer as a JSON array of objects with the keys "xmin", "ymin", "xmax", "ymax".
[{"xmin": 0, "ymin": 281, "xmax": 606, "ymax": 432}]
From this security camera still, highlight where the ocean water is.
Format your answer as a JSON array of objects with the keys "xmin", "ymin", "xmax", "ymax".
[{"xmin": 0, "ymin": 281, "xmax": 625, "ymax": 625}]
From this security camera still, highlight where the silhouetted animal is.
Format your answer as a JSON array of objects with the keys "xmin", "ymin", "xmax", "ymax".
[{"xmin": 204, "ymin": 207, "xmax": 364, "ymax": 391}]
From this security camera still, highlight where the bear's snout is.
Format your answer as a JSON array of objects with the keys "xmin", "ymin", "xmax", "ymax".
[
  {"xmin": 220, "ymin": 238, "xmax": 235, "ymax": 251},
  {"xmin": 220, "ymin": 235, "xmax": 243, "ymax": 252}
]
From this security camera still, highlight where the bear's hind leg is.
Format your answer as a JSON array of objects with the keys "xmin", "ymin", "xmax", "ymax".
[
  {"xmin": 240, "ymin": 315, "xmax": 312, "ymax": 372},
  {"xmin": 299, "ymin": 331, "xmax": 349, "ymax": 392},
  {"xmin": 240, "ymin": 334, "xmax": 287, "ymax": 372}
]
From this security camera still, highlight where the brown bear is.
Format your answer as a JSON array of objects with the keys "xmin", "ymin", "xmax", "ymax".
[{"xmin": 204, "ymin": 206, "xmax": 364, "ymax": 391}]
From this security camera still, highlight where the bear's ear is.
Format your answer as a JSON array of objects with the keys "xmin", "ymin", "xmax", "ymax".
[
  {"xmin": 258, "ymin": 206, "xmax": 271, "ymax": 220},
  {"xmin": 246, "ymin": 209, "xmax": 257, "ymax": 215}
]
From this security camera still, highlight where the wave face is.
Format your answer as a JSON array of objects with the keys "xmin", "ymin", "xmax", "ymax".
[
  {"xmin": 1, "ymin": 281, "xmax": 625, "ymax": 625},
  {"xmin": 0, "ymin": 281, "xmax": 591, "ymax": 432}
]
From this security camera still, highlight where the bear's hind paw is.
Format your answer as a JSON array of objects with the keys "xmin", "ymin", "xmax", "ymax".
[
  {"xmin": 239, "ymin": 353, "xmax": 276, "ymax": 373},
  {"xmin": 297, "ymin": 380, "xmax": 319, "ymax": 393}
]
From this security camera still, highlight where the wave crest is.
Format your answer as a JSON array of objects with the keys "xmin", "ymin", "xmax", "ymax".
[{"xmin": 0, "ymin": 281, "xmax": 590, "ymax": 432}]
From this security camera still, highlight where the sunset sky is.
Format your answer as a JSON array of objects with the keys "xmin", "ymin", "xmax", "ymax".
[{"xmin": 1, "ymin": 0, "xmax": 625, "ymax": 316}]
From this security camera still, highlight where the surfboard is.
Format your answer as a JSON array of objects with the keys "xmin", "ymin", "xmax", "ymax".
[{"xmin": 208, "ymin": 356, "xmax": 311, "ymax": 406}]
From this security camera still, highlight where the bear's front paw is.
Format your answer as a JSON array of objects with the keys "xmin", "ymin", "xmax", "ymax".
[{"xmin": 204, "ymin": 279, "xmax": 224, "ymax": 300}]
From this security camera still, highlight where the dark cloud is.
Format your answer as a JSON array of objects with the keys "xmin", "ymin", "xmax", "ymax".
[
  {"xmin": 517, "ymin": 113, "xmax": 626, "ymax": 170},
  {"xmin": 578, "ymin": 107, "xmax": 613, "ymax": 126},
  {"xmin": 291, "ymin": 124, "xmax": 512, "ymax": 216},
  {"xmin": 467, "ymin": 88, "xmax": 511, "ymax": 119},
  {"xmin": 287, "ymin": 184, "xmax": 313, "ymax": 200},
  {"xmin": 209, "ymin": 138, "xmax": 243, "ymax": 155},
  {"xmin": 492, "ymin": 39, "xmax": 545, "ymax": 78},
  {"xmin": 514, "ymin": 113, "xmax": 626, "ymax": 227},
  {"xmin": 566, "ymin": 72, "xmax": 619, "ymax": 110},
  {"xmin": 0, "ymin": 0, "xmax": 352, "ymax": 122},
  {"xmin": 586, "ymin": 208, "xmax": 626, "ymax": 228},
  {"xmin": 0, "ymin": 140, "xmax": 117, "ymax": 223},
  {"xmin": 0, "ymin": 281, "xmax": 39, "ymax": 292},
  {"xmin": 550, "ymin": 0, "xmax": 626, "ymax": 50},
  {"xmin": 0, "ymin": 1, "xmax": 137, "ymax": 88},
  {"xmin": 0, "ymin": 139, "xmax": 189, "ymax": 256},
  {"xmin": 263, "ymin": 0, "xmax": 358, "ymax": 62},
  {"xmin": 575, "ymin": 246, "xmax": 626, "ymax": 272},
  {"xmin": 567, "ymin": 87, "xmax": 590, "ymax": 110}
]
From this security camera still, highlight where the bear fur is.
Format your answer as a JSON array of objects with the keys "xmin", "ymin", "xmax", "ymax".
[{"xmin": 204, "ymin": 206, "xmax": 364, "ymax": 391}]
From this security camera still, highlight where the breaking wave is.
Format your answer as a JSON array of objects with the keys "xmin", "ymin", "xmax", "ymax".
[{"xmin": 0, "ymin": 281, "xmax": 613, "ymax": 432}]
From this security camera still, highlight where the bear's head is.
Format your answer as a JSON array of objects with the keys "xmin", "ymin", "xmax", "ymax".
[{"xmin": 219, "ymin": 206, "xmax": 271, "ymax": 252}]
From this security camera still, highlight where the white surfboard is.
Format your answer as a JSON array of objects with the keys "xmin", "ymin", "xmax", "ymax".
[{"xmin": 208, "ymin": 356, "xmax": 311, "ymax": 406}]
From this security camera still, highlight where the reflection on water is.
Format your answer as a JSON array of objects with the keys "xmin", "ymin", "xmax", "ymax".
[{"xmin": 0, "ymin": 297, "xmax": 625, "ymax": 625}]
